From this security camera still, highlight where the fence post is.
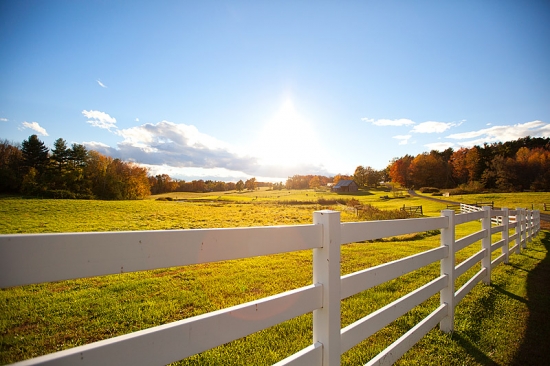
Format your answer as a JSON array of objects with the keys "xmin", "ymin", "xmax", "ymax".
[
  {"xmin": 482, "ymin": 206, "xmax": 492, "ymax": 285},
  {"xmin": 520, "ymin": 208, "xmax": 527, "ymax": 249},
  {"xmin": 526, "ymin": 210, "xmax": 532, "ymax": 243},
  {"xmin": 313, "ymin": 210, "xmax": 341, "ymax": 366},
  {"xmin": 514, "ymin": 208, "xmax": 522, "ymax": 254},
  {"xmin": 440, "ymin": 209, "xmax": 455, "ymax": 333},
  {"xmin": 502, "ymin": 207, "xmax": 509, "ymax": 264},
  {"xmin": 539, "ymin": 211, "xmax": 542, "ymax": 234}
]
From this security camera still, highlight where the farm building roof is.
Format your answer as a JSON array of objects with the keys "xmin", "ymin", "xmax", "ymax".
[{"xmin": 333, "ymin": 180, "xmax": 356, "ymax": 188}]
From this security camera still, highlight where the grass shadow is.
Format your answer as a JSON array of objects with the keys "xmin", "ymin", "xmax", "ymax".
[
  {"xmin": 510, "ymin": 230, "xmax": 550, "ymax": 366},
  {"xmin": 451, "ymin": 332, "xmax": 499, "ymax": 366},
  {"xmin": 493, "ymin": 284, "xmax": 528, "ymax": 304}
]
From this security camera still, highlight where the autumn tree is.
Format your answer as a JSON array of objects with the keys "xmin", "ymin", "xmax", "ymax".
[
  {"xmin": 353, "ymin": 166, "xmax": 366, "ymax": 188},
  {"xmin": 365, "ymin": 166, "xmax": 381, "ymax": 188},
  {"xmin": 450, "ymin": 148, "xmax": 469, "ymax": 185},
  {"xmin": 309, "ymin": 175, "xmax": 321, "ymax": 189},
  {"xmin": 84, "ymin": 150, "xmax": 111, "ymax": 198},
  {"xmin": 514, "ymin": 147, "xmax": 550, "ymax": 191},
  {"xmin": 409, "ymin": 152, "xmax": 449, "ymax": 188},
  {"xmin": 0, "ymin": 140, "xmax": 22, "ymax": 193},
  {"xmin": 286, "ymin": 175, "xmax": 309, "ymax": 189},
  {"xmin": 528, "ymin": 148, "xmax": 550, "ymax": 191},
  {"xmin": 464, "ymin": 147, "xmax": 482, "ymax": 183},
  {"xmin": 236, "ymin": 180, "xmax": 244, "ymax": 192},
  {"xmin": 388, "ymin": 155, "xmax": 413, "ymax": 187},
  {"xmin": 150, "ymin": 174, "xmax": 178, "ymax": 194},
  {"xmin": 125, "ymin": 164, "xmax": 151, "ymax": 199},
  {"xmin": 451, "ymin": 147, "xmax": 482, "ymax": 186},
  {"xmin": 245, "ymin": 177, "xmax": 257, "ymax": 191}
]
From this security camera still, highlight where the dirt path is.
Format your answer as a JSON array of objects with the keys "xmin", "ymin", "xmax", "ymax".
[{"xmin": 407, "ymin": 189, "xmax": 461, "ymax": 206}]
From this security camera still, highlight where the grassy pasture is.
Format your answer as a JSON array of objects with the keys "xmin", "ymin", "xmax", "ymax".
[{"xmin": 0, "ymin": 192, "xmax": 548, "ymax": 365}]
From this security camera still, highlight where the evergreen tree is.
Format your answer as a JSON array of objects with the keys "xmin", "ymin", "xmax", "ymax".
[
  {"xmin": 21, "ymin": 135, "xmax": 49, "ymax": 175},
  {"xmin": 51, "ymin": 138, "xmax": 70, "ymax": 172}
]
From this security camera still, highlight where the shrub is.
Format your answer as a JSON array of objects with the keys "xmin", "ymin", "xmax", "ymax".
[
  {"xmin": 419, "ymin": 187, "xmax": 440, "ymax": 193},
  {"xmin": 317, "ymin": 198, "xmax": 338, "ymax": 205},
  {"xmin": 25, "ymin": 189, "xmax": 95, "ymax": 200},
  {"xmin": 447, "ymin": 181, "xmax": 486, "ymax": 195},
  {"xmin": 357, "ymin": 204, "xmax": 410, "ymax": 221}
]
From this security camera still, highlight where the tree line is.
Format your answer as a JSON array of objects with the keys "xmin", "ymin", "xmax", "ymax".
[
  {"xmin": 149, "ymin": 176, "xmax": 275, "ymax": 194},
  {"xmin": 0, "ymin": 135, "xmax": 281, "ymax": 199},
  {"xmin": 387, "ymin": 136, "xmax": 550, "ymax": 191},
  {"xmin": 3, "ymin": 135, "xmax": 548, "ymax": 200},
  {"xmin": 1, "ymin": 135, "xmax": 150, "ymax": 199}
]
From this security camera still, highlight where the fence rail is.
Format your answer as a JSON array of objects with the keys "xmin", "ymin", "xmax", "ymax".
[{"xmin": 0, "ymin": 207, "xmax": 541, "ymax": 366}]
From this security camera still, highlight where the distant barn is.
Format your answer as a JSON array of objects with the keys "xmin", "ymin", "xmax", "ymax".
[{"xmin": 331, "ymin": 180, "xmax": 358, "ymax": 193}]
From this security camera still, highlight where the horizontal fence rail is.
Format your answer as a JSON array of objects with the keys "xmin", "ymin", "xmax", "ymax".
[
  {"xmin": 0, "ymin": 207, "xmax": 541, "ymax": 366},
  {"xmin": 0, "ymin": 225, "xmax": 322, "ymax": 288}
]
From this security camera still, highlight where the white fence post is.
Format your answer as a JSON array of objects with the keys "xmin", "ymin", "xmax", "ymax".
[
  {"xmin": 515, "ymin": 208, "xmax": 522, "ymax": 254},
  {"xmin": 502, "ymin": 207, "xmax": 509, "ymax": 264},
  {"xmin": 440, "ymin": 210, "xmax": 455, "ymax": 333},
  {"xmin": 313, "ymin": 210, "xmax": 341, "ymax": 366},
  {"xmin": 521, "ymin": 208, "xmax": 527, "ymax": 249},
  {"xmin": 539, "ymin": 211, "xmax": 542, "ymax": 233},
  {"xmin": 482, "ymin": 206, "xmax": 492, "ymax": 285},
  {"xmin": 526, "ymin": 210, "xmax": 532, "ymax": 243}
]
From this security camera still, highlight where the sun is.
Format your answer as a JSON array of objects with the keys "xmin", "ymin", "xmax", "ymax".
[{"xmin": 253, "ymin": 98, "xmax": 321, "ymax": 169}]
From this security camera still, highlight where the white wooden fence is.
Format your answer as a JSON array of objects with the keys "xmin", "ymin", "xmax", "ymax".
[{"xmin": 0, "ymin": 207, "xmax": 541, "ymax": 366}]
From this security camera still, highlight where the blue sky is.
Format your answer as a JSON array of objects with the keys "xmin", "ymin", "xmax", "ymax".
[{"xmin": 1, "ymin": 1, "xmax": 549, "ymax": 182}]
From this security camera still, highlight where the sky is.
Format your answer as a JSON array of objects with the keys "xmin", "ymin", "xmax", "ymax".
[{"xmin": 1, "ymin": 1, "xmax": 549, "ymax": 182}]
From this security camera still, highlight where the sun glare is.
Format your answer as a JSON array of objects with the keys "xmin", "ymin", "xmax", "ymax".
[{"xmin": 253, "ymin": 98, "xmax": 322, "ymax": 169}]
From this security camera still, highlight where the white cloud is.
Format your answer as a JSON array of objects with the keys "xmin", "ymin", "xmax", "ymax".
[
  {"xmin": 82, "ymin": 141, "xmax": 111, "ymax": 149},
  {"xmin": 96, "ymin": 80, "xmax": 107, "ymax": 88},
  {"xmin": 117, "ymin": 121, "xmax": 233, "ymax": 151},
  {"xmin": 0, "ymin": 117, "xmax": 7, "ymax": 122},
  {"xmin": 446, "ymin": 120, "xmax": 550, "ymax": 143},
  {"xmin": 362, "ymin": 117, "xmax": 415, "ymax": 126},
  {"xmin": 82, "ymin": 110, "xmax": 117, "ymax": 130},
  {"xmin": 411, "ymin": 121, "xmax": 456, "ymax": 133},
  {"xmin": 363, "ymin": 117, "xmax": 462, "ymax": 134},
  {"xmin": 135, "ymin": 118, "xmax": 139, "ymax": 122},
  {"xmin": 141, "ymin": 164, "xmax": 261, "ymax": 182},
  {"xmin": 455, "ymin": 138, "xmax": 496, "ymax": 147},
  {"xmin": 21, "ymin": 121, "xmax": 48, "ymax": 136},
  {"xmin": 100, "ymin": 120, "xmax": 257, "ymax": 172},
  {"xmin": 425, "ymin": 142, "xmax": 455, "ymax": 151},
  {"xmin": 393, "ymin": 135, "xmax": 412, "ymax": 145},
  {"xmin": 82, "ymin": 119, "xmax": 332, "ymax": 180}
]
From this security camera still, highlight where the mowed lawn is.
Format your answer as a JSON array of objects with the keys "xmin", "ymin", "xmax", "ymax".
[{"xmin": 0, "ymin": 191, "xmax": 548, "ymax": 365}]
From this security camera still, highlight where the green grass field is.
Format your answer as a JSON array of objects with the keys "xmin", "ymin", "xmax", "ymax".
[{"xmin": 0, "ymin": 190, "xmax": 548, "ymax": 365}]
